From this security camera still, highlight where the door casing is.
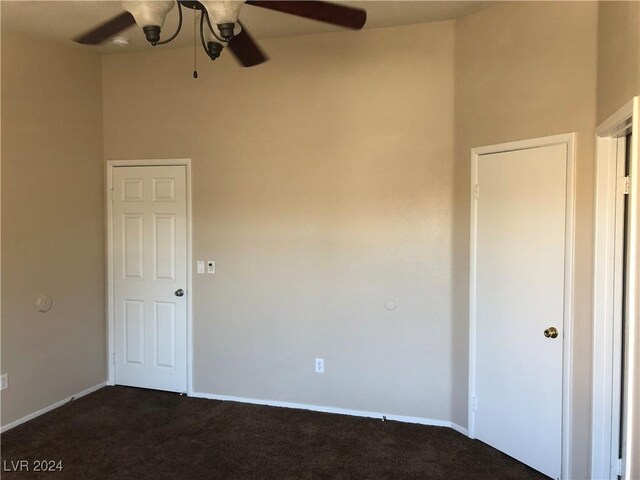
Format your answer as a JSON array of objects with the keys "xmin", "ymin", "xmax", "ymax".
[
  {"xmin": 106, "ymin": 159, "xmax": 193, "ymax": 395},
  {"xmin": 468, "ymin": 133, "xmax": 576, "ymax": 480},
  {"xmin": 592, "ymin": 97, "xmax": 639, "ymax": 480}
]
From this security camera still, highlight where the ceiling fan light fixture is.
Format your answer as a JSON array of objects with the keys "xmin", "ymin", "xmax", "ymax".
[
  {"xmin": 217, "ymin": 23, "xmax": 235, "ymax": 40},
  {"xmin": 206, "ymin": 42, "xmax": 224, "ymax": 60},
  {"xmin": 75, "ymin": 0, "xmax": 366, "ymax": 68},
  {"xmin": 201, "ymin": 1, "xmax": 244, "ymax": 39},
  {"xmin": 121, "ymin": 0, "xmax": 175, "ymax": 44}
]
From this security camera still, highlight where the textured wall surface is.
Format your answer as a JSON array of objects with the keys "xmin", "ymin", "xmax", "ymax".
[
  {"xmin": 1, "ymin": 30, "xmax": 106, "ymax": 426},
  {"xmin": 596, "ymin": 0, "xmax": 640, "ymax": 123},
  {"xmin": 103, "ymin": 21, "xmax": 457, "ymax": 421}
]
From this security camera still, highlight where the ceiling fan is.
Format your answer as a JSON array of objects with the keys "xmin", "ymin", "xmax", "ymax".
[{"xmin": 74, "ymin": 1, "xmax": 367, "ymax": 68}]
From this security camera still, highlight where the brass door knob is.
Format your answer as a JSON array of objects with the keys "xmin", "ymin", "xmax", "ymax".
[{"xmin": 544, "ymin": 327, "xmax": 559, "ymax": 339}]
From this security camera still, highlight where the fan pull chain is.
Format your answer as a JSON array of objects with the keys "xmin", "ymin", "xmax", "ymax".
[{"xmin": 192, "ymin": 9, "xmax": 198, "ymax": 79}]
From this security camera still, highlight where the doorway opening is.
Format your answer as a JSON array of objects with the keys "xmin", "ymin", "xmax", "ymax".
[
  {"xmin": 592, "ymin": 98, "xmax": 639, "ymax": 480},
  {"xmin": 106, "ymin": 159, "xmax": 194, "ymax": 395}
]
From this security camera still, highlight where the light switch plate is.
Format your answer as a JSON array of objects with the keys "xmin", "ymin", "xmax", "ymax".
[
  {"xmin": 197, "ymin": 261, "xmax": 205, "ymax": 274},
  {"xmin": 207, "ymin": 261, "xmax": 215, "ymax": 274},
  {"xmin": 1, "ymin": 373, "xmax": 8, "ymax": 391}
]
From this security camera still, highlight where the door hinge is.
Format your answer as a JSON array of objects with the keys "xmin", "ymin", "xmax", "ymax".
[
  {"xmin": 619, "ymin": 176, "xmax": 630, "ymax": 195},
  {"xmin": 473, "ymin": 185, "xmax": 480, "ymax": 200},
  {"xmin": 472, "ymin": 396, "xmax": 477, "ymax": 412},
  {"xmin": 112, "ymin": 352, "xmax": 116, "ymax": 365},
  {"xmin": 616, "ymin": 457, "xmax": 624, "ymax": 477}
]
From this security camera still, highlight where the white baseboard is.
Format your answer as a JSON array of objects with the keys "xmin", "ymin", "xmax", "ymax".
[
  {"xmin": 191, "ymin": 391, "xmax": 468, "ymax": 436},
  {"xmin": 0, "ymin": 382, "xmax": 107, "ymax": 433},
  {"xmin": 449, "ymin": 422, "xmax": 468, "ymax": 436}
]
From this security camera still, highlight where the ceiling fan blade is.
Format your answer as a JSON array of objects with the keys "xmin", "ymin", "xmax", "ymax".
[
  {"xmin": 246, "ymin": 1, "xmax": 366, "ymax": 30},
  {"xmin": 228, "ymin": 27, "xmax": 268, "ymax": 67},
  {"xmin": 73, "ymin": 11, "xmax": 136, "ymax": 45}
]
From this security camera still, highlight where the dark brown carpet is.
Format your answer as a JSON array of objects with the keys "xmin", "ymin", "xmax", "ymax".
[{"xmin": 1, "ymin": 386, "xmax": 547, "ymax": 480}]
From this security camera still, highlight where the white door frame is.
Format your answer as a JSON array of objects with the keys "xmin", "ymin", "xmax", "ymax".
[
  {"xmin": 106, "ymin": 158, "xmax": 193, "ymax": 395},
  {"xmin": 592, "ymin": 97, "xmax": 639, "ymax": 480},
  {"xmin": 468, "ymin": 133, "xmax": 576, "ymax": 480}
]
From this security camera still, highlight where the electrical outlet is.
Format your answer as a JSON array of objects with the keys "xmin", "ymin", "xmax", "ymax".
[
  {"xmin": 1, "ymin": 373, "xmax": 8, "ymax": 391},
  {"xmin": 197, "ymin": 261, "xmax": 205, "ymax": 274},
  {"xmin": 207, "ymin": 260, "xmax": 215, "ymax": 274},
  {"xmin": 315, "ymin": 358, "xmax": 324, "ymax": 374}
]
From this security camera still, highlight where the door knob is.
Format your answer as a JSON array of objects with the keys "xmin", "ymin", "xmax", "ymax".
[
  {"xmin": 544, "ymin": 327, "xmax": 559, "ymax": 339},
  {"xmin": 175, "ymin": 289, "xmax": 185, "ymax": 297}
]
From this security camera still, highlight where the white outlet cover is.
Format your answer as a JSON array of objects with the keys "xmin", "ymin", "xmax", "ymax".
[
  {"xmin": 36, "ymin": 294, "xmax": 53, "ymax": 313},
  {"xmin": 1, "ymin": 373, "xmax": 8, "ymax": 391},
  {"xmin": 197, "ymin": 261, "xmax": 205, "ymax": 274},
  {"xmin": 315, "ymin": 358, "xmax": 324, "ymax": 373}
]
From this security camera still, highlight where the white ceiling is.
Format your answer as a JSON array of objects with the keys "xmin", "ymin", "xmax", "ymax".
[{"xmin": 1, "ymin": 1, "xmax": 492, "ymax": 54}]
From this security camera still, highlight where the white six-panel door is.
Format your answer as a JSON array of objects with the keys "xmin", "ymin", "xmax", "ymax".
[
  {"xmin": 112, "ymin": 166, "xmax": 188, "ymax": 392},
  {"xmin": 472, "ymin": 143, "xmax": 569, "ymax": 479}
]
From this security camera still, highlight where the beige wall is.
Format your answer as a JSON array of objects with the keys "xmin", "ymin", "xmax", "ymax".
[
  {"xmin": 597, "ymin": 1, "xmax": 640, "ymax": 124},
  {"xmin": 103, "ymin": 21, "xmax": 457, "ymax": 421},
  {"xmin": 0, "ymin": 31, "xmax": 105, "ymax": 426},
  {"xmin": 454, "ymin": 2, "xmax": 598, "ymax": 477}
]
